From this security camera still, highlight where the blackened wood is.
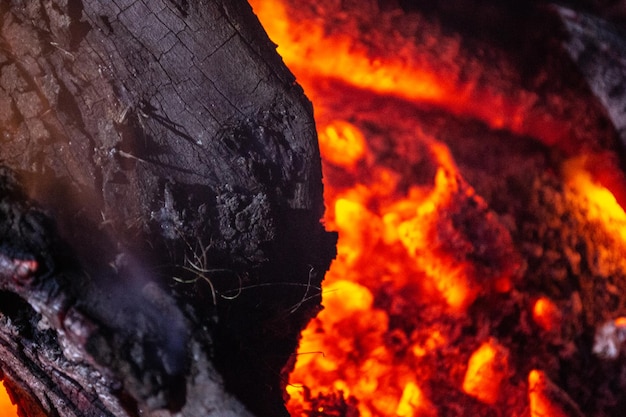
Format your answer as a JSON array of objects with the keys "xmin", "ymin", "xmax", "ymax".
[
  {"xmin": 556, "ymin": 6, "xmax": 626, "ymax": 155},
  {"xmin": 0, "ymin": 1, "xmax": 334, "ymax": 416}
]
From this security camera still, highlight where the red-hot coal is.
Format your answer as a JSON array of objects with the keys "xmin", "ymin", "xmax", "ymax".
[{"xmin": 251, "ymin": 1, "xmax": 626, "ymax": 416}]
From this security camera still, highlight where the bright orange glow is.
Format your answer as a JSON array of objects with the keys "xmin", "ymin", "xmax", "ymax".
[
  {"xmin": 252, "ymin": 1, "xmax": 522, "ymax": 415},
  {"xmin": 318, "ymin": 121, "xmax": 367, "ymax": 168},
  {"xmin": 528, "ymin": 370, "xmax": 579, "ymax": 417},
  {"xmin": 529, "ymin": 370, "xmax": 552, "ymax": 417},
  {"xmin": 394, "ymin": 168, "xmax": 475, "ymax": 310},
  {"xmin": 614, "ymin": 317, "xmax": 626, "ymax": 327},
  {"xmin": 564, "ymin": 157, "xmax": 626, "ymax": 245},
  {"xmin": 249, "ymin": 0, "xmax": 444, "ymax": 104},
  {"xmin": 249, "ymin": 0, "xmax": 587, "ymax": 153},
  {"xmin": 532, "ymin": 297, "xmax": 561, "ymax": 332},
  {"xmin": 0, "ymin": 382, "xmax": 17, "ymax": 417},
  {"xmin": 284, "ymin": 118, "xmax": 520, "ymax": 414},
  {"xmin": 462, "ymin": 340, "xmax": 509, "ymax": 405},
  {"xmin": 249, "ymin": 1, "xmax": 626, "ymax": 416},
  {"xmin": 396, "ymin": 382, "xmax": 437, "ymax": 417}
]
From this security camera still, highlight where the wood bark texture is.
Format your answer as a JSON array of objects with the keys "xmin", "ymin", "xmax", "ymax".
[
  {"xmin": 556, "ymin": 5, "xmax": 626, "ymax": 152},
  {"xmin": 0, "ymin": 1, "xmax": 335, "ymax": 416}
]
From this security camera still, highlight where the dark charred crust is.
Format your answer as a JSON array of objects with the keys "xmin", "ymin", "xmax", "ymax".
[{"xmin": 0, "ymin": 170, "xmax": 191, "ymax": 411}]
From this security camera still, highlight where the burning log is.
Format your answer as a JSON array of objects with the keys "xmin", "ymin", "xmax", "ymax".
[{"xmin": 0, "ymin": 1, "xmax": 334, "ymax": 416}]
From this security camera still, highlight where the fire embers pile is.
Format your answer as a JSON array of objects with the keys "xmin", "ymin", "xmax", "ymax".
[
  {"xmin": 287, "ymin": 98, "xmax": 626, "ymax": 417},
  {"xmin": 250, "ymin": 1, "xmax": 626, "ymax": 416},
  {"xmin": 291, "ymin": 123, "xmax": 526, "ymax": 417}
]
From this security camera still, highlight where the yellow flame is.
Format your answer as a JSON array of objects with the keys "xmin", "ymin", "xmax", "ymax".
[{"xmin": 394, "ymin": 168, "xmax": 475, "ymax": 310}]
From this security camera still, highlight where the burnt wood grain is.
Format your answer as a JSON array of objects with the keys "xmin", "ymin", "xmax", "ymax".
[{"xmin": 0, "ymin": 1, "xmax": 335, "ymax": 416}]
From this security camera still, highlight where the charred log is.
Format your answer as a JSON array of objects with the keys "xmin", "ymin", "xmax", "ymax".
[{"xmin": 0, "ymin": 1, "xmax": 334, "ymax": 416}]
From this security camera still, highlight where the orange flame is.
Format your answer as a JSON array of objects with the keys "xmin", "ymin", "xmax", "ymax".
[
  {"xmin": 396, "ymin": 382, "xmax": 437, "ymax": 417},
  {"xmin": 286, "ymin": 125, "xmax": 497, "ymax": 414}
]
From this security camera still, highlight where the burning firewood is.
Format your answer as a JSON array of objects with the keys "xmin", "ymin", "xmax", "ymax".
[
  {"xmin": 6, "ymin": 0, "xmax": 626, "ymax": 416},
  {"xmin": 0, "ymin": 1, "xmax": 334, "ymax": 416}
]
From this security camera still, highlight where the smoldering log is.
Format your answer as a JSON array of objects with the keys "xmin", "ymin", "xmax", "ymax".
[{"xmin": 0, "ymin": 1, "xmax": 335, "ymax": 416}]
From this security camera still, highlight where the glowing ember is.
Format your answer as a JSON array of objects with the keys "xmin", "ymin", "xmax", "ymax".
[
  {"xmin": 250, "ymin": 0, "xmax": 444, "ymax": 104},
  {"xmin": 251, "ymin": 1, "xmax": 626, "ymax": 416},
  {"xmin": 283, "ymin": 116, "xmax": 522, "ymax": 414},
  {"xmin": 318, "ymin": 122, "xmax": 367, "ymax": 168},
  {"xmin": 528, "ymin": 370, "xmax": 584, "ymax": 417},
  {"xmin": 396, "ymin": 382, "xmax": 436, "ymax": 417},
  {"xmin": 532, "ymin": 297, "xmax": 561, "ymax": 332},
  {"xmin": 462, "ymin": 340, "xmax": 509, "ymax": 405},
  {"xmin": 249, "ymin": 0, "xmax": 622, "ymax": 158},
  {"xmin": 564, "ymin": 157, "xmax": 626, "ymax": 245}
]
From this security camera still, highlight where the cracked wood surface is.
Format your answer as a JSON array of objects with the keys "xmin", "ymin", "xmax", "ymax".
[{"xmin": 0, "ymin": 1, "xmax": 334, "ymax": 416}]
